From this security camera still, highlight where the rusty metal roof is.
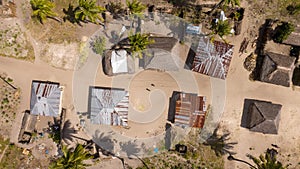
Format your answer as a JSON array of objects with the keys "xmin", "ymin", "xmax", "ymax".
[
  {"xmin": 192, "ymin": 37, "xmax": 234, "ymax": 79},
  {"xmin": 168, "ymin": 91, "xmax": 207, "ymax": 128},
  {"xmin": 89, "ymin": 87, "xmax": 129, "ymax": 126}
]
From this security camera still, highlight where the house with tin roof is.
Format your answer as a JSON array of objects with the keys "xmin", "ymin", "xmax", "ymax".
[
  {"xmin": 30, "ymin": 81, "xmax": 63, "ymax": 117},
  {"xmin": 187, "ymin": 36, "xmax": 234, "ymax": 79},
  {"xmin": 168, "ymin": 91, "xmax": 207, "ymax": 129},
  {"xmin": 88, "ymin": 87, "xmax": 129, "ymax": 126}
]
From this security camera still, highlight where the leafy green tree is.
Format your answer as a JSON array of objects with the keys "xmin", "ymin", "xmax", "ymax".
[
  {"xmin": 247, "ymin": 149, "xmax": 287, "ymax": 169},
  {"xmin": 273, "ymin": 22, "xmax": 295, "ymax": 43},
  {"xmin": 106, "ymin": 1, "xmax": 125, "ymax": 19},
  {"xmin": 74, "ymin": 0, "xmax": 106, "ymax": 24},
  {"xmin": 49, "ymin": 144, "xmax": 91, "ymax": 169},
  {"xmin": 222, "ymin": 0, "xmax": 240, "ymax": 7},
  {"xmin": 128, "ymin": 33, "xmax": 154, "ymax": 58},
  {"xmin": 211, "ymin": 20, "xmax": 232, "ymax": 41},
  {"xmin": 287, "ymin": 4, "xmax": 300, "ymax": 15},
  {"xmin": 126, "ymin": 0, "xmax": 146, "ymax": 15},
  {"xmin": 30, "ymin": 0, "xmax": 58, "ymax": 24},
  {"xmin": 210, "ymin": 0, "xmax": 240, "ymax": 15}
]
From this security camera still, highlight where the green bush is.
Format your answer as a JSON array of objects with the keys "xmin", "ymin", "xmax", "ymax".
[
  {"xmin": 273, "ymin": 22, "xmax": 295, "ymax": 43},
  {"xmin": 91, "ymin": 36, "xmax": 106, "ymax": 55}
]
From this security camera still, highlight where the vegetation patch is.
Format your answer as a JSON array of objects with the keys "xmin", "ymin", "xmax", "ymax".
[
  {"xmin": 273, "ymin": 22, "xmax": 295, "ymax": 43},
  {"xmin": 136, "ymin": 129, "xmax": 224, "ymax": 169},
  {"xmin": 0, "ymin": 137, "xmax": 46, "ymax": 169},
  {"xmin": 0, "ymin": 22, "xmax": 34, "ymax": 61},
  {"xmin": 0, "ymin": 73, "xmax": 20, "ymax": 138}
]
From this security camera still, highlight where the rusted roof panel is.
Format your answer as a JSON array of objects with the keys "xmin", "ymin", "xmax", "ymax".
[{"xmin": 192, "ymin": 37, "xmax": 234, "ymax": 79}]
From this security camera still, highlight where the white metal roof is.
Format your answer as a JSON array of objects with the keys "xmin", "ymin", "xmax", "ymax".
[{"xmin": 111, "ymin": 50, "xmax": 128, "ymax": 74}]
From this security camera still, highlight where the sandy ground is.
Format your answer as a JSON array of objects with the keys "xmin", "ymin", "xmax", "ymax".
[
  {"xmin": 0, "ymin": 0, "xmax": 299, "ymax": 168},
  {"xmin": 222, "ymin": 1, "xmax": 300, "ymax": 168}
]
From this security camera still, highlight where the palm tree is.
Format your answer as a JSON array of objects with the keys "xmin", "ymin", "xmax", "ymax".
[
  {"xmin": 211, "ymin": 20, "xmax": 232, "ymax": 42},
  {"xmin": 74, "ymin": 0, "xmax": 106, "ymax": 24},
  {"xmin": 126, "ymin": 0, "xmax": 146, "ymax": 15},
  {"xmin": 222, "ymin": 0, "xmax": 240, "ymax": 7},
  {"xmin": 128, "ymin": 33, "xmax": 154, "ymax": 58},
  {"xmin": 247, "ymin": 149, "xmax": 287, "ymax": 169},
  {"xmin": 49, "ymin": 144, "xmax": 91, "ymax": 169},
  {"xmin": 209, "ymin": 0, "xmax": 240, "ymax": 15},
  {"xmin": 30, "ymin": 0, "xmax": 58, "ymax": 24}
]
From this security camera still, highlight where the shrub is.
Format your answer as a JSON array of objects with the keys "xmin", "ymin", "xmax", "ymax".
[
  {"xmin": 273, "ymin": 22, "xmax": 295, "ymax": 43},
  {"xmin": 243, "ymin": 53, "xmax": 257, "ymax": 72},
  {"xmin": 91, "ymin": 36, "xmax": 106, "ymax": 55}
]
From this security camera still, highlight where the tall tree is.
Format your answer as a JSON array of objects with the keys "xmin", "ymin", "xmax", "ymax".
[
  {"xmin": 210, "ymin": 0, "xmax": 240, "ymax": 15},
  {"xmin": 30, "ymin": 0, "xmax": 58, "ymax": 24},
  {"xmin": 126, "ymin": 0, "xmax": 146, "ymax": 15},
  {"xmin": 74, "ymin": 0, "xmax": 106, "ymax": 24},
  {"xmin": 247, "ymin": 149, "xmax": 287, "ymax": 169},
  {"xmin": 49, "ymin": 144, "xmax": 91, "ymax": 169}
]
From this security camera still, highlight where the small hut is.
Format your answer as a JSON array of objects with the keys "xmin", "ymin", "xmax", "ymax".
[
  {"xmin": 88, "ymin": 87, "xmax": 129, "ymax": 126},
  {"xmin": 30, "ymin": 81, "xmax": 63, "ymax": 117},
  {"xmin": 241, "ymin": 99, "xmax": 282, "ymax": 134},
  {"xmin": 168, "ymin": 91, "xmax": 207, "ymax": 129},
  {"xmin": 187, "ymin": 36, "xmax": 234, "ymax": 80},
  {"xmin": 102, "ymin": 50, "xmax": 135, "ymax": 76},
  {"xmin": 139, "ymin": 36, "xmax": 178, "ymax": 71},
  {"xmin": 259, "ymin": 52, "xmax": 296, "ymax": 87}
]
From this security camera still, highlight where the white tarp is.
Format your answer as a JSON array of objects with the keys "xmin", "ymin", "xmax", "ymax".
[{"xmin": 111, "ymin": 50, "xmax": 128, "ymax": 74}]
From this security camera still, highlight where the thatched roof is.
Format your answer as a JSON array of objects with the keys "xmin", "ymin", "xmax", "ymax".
[
  {"xmin": 139, "ymin": 36, "xmax": 179, "ymax": 71},
  {"xmin": 140, "ymin": 49, "xmax": 180, "ymax": 71},
  {"xmin": 148, "ymin": 36, "xmax": 178, "ymax": 51},
  {"xmin": 244, "ymin": 100, "xmax": 282, "ymax": 134},
  {"xmin": 283, "ymin": 25, "xmax": 300, "ymax": 47},
  {"xmin": 260, "ymin": 52, "xmax": 296, "ymax": 87}
]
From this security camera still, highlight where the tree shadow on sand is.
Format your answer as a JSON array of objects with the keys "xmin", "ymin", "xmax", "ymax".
[
  {"xmin": 92, "ymin": 129, "xmax": 115, "ymax": 155},
  {"xmin": 61, "ymin": 119, "xmax": 79, "ymax": 144},
  {"xmin": 203, "ymin": 127, "xmax": 237, "ymax": 156},
  {"xmin": 63, "ymin": 4, "xmax": 83, "ymax": 26},
  {"xmin": 119, "ymin": 140, "xmax": 140, "ymax": 159}
]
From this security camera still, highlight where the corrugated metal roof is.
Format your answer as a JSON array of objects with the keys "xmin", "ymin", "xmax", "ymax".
[
  {"xmin": 192, "ymin": 37, "xmax": 234, "ymax": 79},
  {"xmin": 89, "ymin": 87, "xmax": 128, "ymax": 126},
  {"xmin": 169, "ymin": 91, "xmax": 207, "ymax": 129},
  {"xmin": 30, "ymin": 81, "xmax": 62, "ymax": 117}
]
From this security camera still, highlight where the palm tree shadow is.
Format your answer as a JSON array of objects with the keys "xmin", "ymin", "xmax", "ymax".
[
  {"xmin": 61, "ymin": 119, "xmax": 77, "ymax": 144},
  {"xmin": 63, "ymin": 4, "xmax": 83, "ymax": 26},
  {"xmin": 204, "ymin": 127, "xmax": 237, "ymax": 156},
  {"xmin": 92, "ymin": 129, "xmax": 115, "ymax": 156},
  {"xmin": 119, "ymin": 140, "xmax": 140, "ymax": 159}
]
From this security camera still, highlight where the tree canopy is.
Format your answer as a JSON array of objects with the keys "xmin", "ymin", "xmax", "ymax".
[
  {"xmin": 273, "ymin": 22, "xmax": 295, "ymax": 43},
  {"xmin": 211, "ymin": 20, "xmax": 232, "ymax": 41},
  {"xmin": 128, "ymin": 33, "xmax": 154, "ymax": 58},
  {"xmin": 49, "ymin": 144, "xmax": 91, "ymax": 169},
  {"xmin": 126, "ymin": 0, "xmax": 146, "ymax": 15},
  {"xmin": 74, "ymin": 0, "xmax": 106, "ymax": 24},
  {"xmin": 30, "ymin": 0, "xmax": 57, "ymax": 24},
  {"xmin": 248, "ymin": 149, "xmax": 287, "ymax": 169}
]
